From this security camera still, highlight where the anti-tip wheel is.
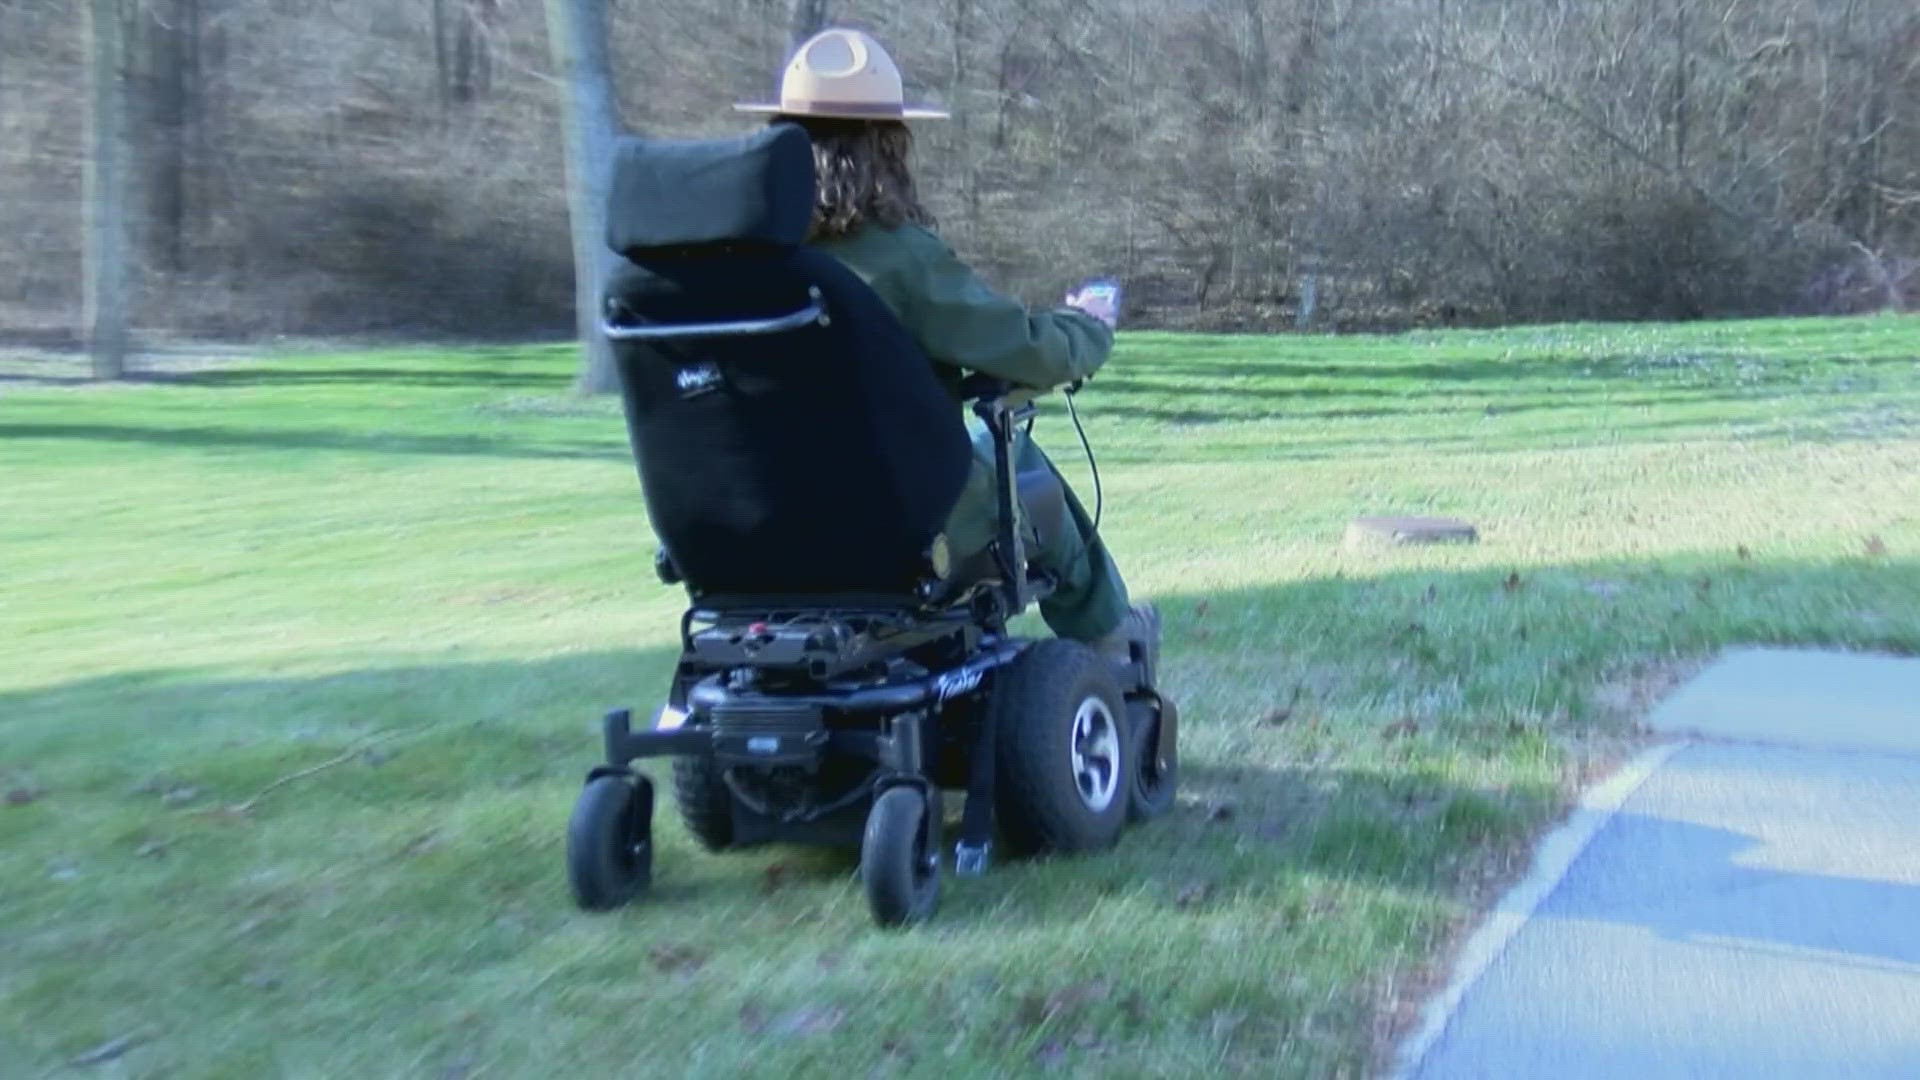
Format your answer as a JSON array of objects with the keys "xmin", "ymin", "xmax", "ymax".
[
  {"xmin": 567, "ymin": 773, "xmax": 654, "ymax": 911},
  {"xmin": 861, "ymin": 786, "xmax": 940, "ymax": 928}
]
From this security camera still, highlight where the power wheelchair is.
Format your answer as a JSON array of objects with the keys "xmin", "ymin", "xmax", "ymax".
[{"xmin": 564, "ymin": 122, "xmax": 1178, "ymax": 927}]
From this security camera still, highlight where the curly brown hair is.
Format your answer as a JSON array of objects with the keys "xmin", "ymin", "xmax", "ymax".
[{"xmin": 776, "ymin": 117, "xmax": 935, "ymax": 241}]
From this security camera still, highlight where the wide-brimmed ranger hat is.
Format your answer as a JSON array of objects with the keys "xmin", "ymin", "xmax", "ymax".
[{"xmin": 735, "ymin": 28, "xmax": 950, "ymax": 122}]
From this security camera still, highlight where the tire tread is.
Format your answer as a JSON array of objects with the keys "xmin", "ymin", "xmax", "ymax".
[
  {"xmin": 670, "ymin": 757, "xmax": 734, "ymax": 851},
  {"xmin": 862, "ymin": 786, "xmax": 939, "ymax": 927},
  {"xmin": 991, "ymin": 640, "xmax": 1130, "ymax": 857}
]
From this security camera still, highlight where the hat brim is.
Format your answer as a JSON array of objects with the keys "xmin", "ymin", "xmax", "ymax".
[{"xmin": 733, "ymin": 102, "xmax": 950, "ymax": 121}]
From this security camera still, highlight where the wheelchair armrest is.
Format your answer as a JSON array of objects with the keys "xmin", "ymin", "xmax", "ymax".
[
  {"xmin": 961, "ymin": 374, "xmax": 1080, "ymax": 404},
  {"xmin": 958, "ymin": 374, "xmax": 1011, "ymax": 402},
  {"xmin": 964, "ymin": 377, "xmax": 1045, "ymax": 431}
]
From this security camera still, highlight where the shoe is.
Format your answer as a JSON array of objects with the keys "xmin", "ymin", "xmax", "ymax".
[{"xmin": 1096, "ymin": 603, "xmax": 1161, "ymax": 682}]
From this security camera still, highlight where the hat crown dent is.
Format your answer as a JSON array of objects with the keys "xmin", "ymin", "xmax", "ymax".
[
  {"xmin": 786, "ymin": 30, "xmax": 902, "ymax": 107},
  {"xmin": 800, "ymin": 31, "xmax": 862, "ymax": 76}
]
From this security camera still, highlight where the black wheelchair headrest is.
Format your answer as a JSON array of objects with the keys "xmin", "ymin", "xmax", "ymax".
[{"xmin": 605, "ymin": 124, "xmax": 816, "ymax": 257}]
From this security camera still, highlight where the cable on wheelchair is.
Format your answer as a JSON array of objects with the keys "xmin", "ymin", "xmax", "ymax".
[
  {"xmin": 1064, "ymin": 383, "xmax": 1101, "ymax": 532},
  {"xmin": 967, "ymin": 372, "xmax": 1102, "ymax": 533}
]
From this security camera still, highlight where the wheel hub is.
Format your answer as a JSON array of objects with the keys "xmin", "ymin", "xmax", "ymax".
[{"xmin": 1070, "ymin": 697, "xmax": 1121, "ymax": 813}]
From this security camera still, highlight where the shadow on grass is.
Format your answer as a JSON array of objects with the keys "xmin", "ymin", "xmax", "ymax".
[
  {"xmin": 1077, "ymin": 387, "xmax": 1869, "ymax": 429},
  {"xmin": 10, "ymin": 556, "xmax": 1913, "ymax": 931},
  {"xmin": 1111, "ymin": 345, "xmax": 1918, "ymax": 388},
  {"xmin": 12, "ymin": 402, "xmax": 1900, "ymax": 464},
  {"xmin": 1, "ymin": 562, "xmax": 1912, "ymax": 1080},
  {"xmin": 10, "ymin": 339, "xmax": 1911, "ymax": 464},
  {"xmin": 0, "ymin": 371, "xmax": 97, "ymax": 388},
  {"xmin": 0, "ymin": 421, "xmax": 626, "ymax": 462},
  {"xmin": 1057, "ymin": 409, "xmax": 1915, "ymax": 466},
  {"xmin": 151, "ymin": 365, "xmax": 571, "ymax": 391},
  {"xmin": 3, "ymin": 650, "xmax": 1548, "ymax": 936},
  {"xmin": 1069, "ymin": 336, "xmax": 1918, "ymax": 426}
]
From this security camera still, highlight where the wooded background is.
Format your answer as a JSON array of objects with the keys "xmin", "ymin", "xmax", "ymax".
[{"xmin": 5, "ymin": 0, "xmax": 1916, "ymax": 354}]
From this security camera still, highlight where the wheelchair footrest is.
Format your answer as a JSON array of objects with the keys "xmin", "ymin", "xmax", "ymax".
[
  {"xmin": 954, "ymin": 709, "xmax": 998, "ymax": 870},
  {"xmin": 954, "ymin": 840, "xmax": 992, "ymax": 877}
]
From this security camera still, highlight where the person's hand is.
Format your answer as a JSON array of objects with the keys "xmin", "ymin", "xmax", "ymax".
[{"xmin": 1065, "ymin": 279, "xmax": 1121, "ymax": 330}]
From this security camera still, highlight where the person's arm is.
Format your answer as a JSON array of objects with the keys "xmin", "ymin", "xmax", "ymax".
[{"xmin": 896, "ymin": 227, "xmax": 1113, "ymax": 389}]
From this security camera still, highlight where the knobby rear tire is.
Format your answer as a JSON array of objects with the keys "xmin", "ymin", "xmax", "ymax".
[{"xmin": 991, "ymin": 640, "xmax": 1132, "ymax": 858}]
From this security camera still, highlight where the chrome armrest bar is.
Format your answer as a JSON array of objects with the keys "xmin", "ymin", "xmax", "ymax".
[{"xmin": 602, "ymin": 288, "xmax": 828, "ymax": 342}]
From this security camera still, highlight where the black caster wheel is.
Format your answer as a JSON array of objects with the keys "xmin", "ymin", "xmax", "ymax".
[
  {"xmin": 567, "ymin": 772, "xmax": 654, "ymax": 911},
  {"xmin": 1128, "ymin": 694, "xmax": 1179, "ymax": 822},
  {"xmin": 861, "ymin": 786, "xmax": 940, "ymax": 928}
]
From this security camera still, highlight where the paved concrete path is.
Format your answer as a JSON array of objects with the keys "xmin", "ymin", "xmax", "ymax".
[{"xmin": 1397, "ymin": 649, "xmax": 1920, "ymax": 1080}]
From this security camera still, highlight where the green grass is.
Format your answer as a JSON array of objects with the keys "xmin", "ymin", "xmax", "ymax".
[{"xmin": 4, "ymin": 315, "xmax": 1919, "ymax": 1077}]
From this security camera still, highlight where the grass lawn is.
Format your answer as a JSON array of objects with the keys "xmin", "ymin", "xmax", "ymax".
[{"xmin": 4, "ymin": 315, "xmax": 1918, "ymax": 1077}]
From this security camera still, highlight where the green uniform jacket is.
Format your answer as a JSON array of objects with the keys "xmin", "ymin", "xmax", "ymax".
[
  {"xmin": 812, "ymin": 224, "xmax": 1115, "ymax": 395},
  {"xmin": 809, "ymin": 224, "xmax": 1134, "ymax": 644}
]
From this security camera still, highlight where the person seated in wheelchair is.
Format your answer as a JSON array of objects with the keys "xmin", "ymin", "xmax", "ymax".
[
  {"xmin": 570, "ymin": 27, "xmax": 1178, "ymax": 926},
  {"xmin": 734, "ymin": 28, "xmax": 1160, "ymax": 671}
]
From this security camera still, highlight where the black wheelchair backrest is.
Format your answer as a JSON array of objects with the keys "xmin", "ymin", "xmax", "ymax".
[{"xmin": 601, "ymin": 124, "xmax": 973, "ymax": 598}]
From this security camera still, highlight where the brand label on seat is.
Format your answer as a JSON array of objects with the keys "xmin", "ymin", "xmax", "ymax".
[{"xmin": 676, "ymin": 362, "xmax": 724, "ymax": 399}]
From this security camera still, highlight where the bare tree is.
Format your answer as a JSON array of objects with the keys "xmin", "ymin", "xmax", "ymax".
[
  {"xmin": 136, "ymin": 0, "xmax": 200, "ymax": 273},
  {"xmin": 0, "ymin": 5, "xmax": 15, "ymax": 144},
  {"xmin": 434, "ymin": 0, "xmax": 495, "ymax": 119},
  {"xmin": 84, "ymin": 0, "xmax": 132, "ymax": 378},
  {"xmin": 7, "ymin": 0, "xmax": 1915, "ymax": 344},
  {"xmin": 544, "ymin": 0, "xmax": 621, "ymax": 394}
]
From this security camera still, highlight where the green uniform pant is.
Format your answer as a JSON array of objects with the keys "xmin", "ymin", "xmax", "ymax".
[{"xmin": 943, "ymin": 418, "xmax": 1131, "ymax": 643}]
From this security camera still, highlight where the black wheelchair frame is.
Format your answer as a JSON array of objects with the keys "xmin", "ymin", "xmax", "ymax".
[{"xmin": 566, "ymin": 288, "xmax": 1176, "ymax": 926}]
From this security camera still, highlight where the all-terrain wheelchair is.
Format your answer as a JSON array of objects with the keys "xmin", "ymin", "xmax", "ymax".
[{"xmin": 563, "ymin": 123, "xmax": 1178, "ymax": 927}]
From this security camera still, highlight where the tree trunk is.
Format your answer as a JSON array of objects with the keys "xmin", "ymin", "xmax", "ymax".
[
  {"xmin": 787, "ymin": 0, "xmax": 829, "ymax": 56},
  {"xmin": 1670, "ymin": 0, "xmax": 1690, "ymax": 177},
  {"xmin": 436, "ymin": 0, "xmax": 492, "ymax": 118},
  {"xmin": 543, "ymin": 0, "xmax": 621, "ymax": 395},
  {"xmin": 139, "ymin": 0, "xmax": 198, "ymax": 273},
  {"xmin": 433, "ymin": 0, "xmax": 452, "ymax": 120},
  {"xmin": 0, "ymin": 7, "xmax": 11, "ymax": 136},
  {"xmin": 947, "ymin": 0, "xmax": 975, "ymax": 244},
  {"xmin": 85, "ymin": 0, "xmax": 132, "ymax": 380}
]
